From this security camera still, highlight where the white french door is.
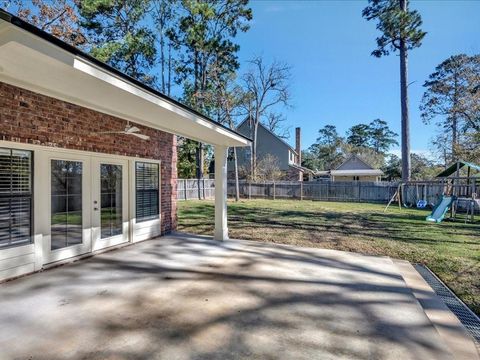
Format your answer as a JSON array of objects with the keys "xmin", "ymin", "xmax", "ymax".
[
  {"xmin": 44, "ymin": 152, "xmax": 92, "ymax": 264},
  {"xmin": 91, "ymin": 157, "xmax": 129, "ymax": 251},
  {"xmin": 43, "ymin": 153, "xmax": 129, "ymax": 264}
]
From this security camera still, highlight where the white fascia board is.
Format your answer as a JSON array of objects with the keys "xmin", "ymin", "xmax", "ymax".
[{"xmin": 72, "ymin": 59, "xmax": 249, "ymax": 147}]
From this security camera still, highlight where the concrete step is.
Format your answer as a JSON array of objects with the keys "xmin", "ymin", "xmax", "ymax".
[{"xmin": 392, "ymin": 259, "xmax": 479, "ymax": 360}]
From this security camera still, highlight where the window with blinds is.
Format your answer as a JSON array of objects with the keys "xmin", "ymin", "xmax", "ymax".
[
  {"xmin": 0, "ymin": 148, "xmax": 33, "ymax": 248},
  {"xmin": 135, "ymin": 162, "xmax": 159, "ymax": 222}
]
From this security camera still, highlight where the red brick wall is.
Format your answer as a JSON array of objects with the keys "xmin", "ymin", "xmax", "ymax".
[{"xmin": 0, "ymin": 81, "xmax": 177, "ymax": 234}]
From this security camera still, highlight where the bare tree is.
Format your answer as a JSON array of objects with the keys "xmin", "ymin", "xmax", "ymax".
[
  {"xmin": 203, "ymin": 67, "xmax": 249, "ymax": 201},
  {"xmin": 242, "ymin": 56, "xmax": 291, "ymax": 179},
  {"xmin": 3, "ymin": 0, "xmax": 86, "ymax": 46},
  {"xmin": 240, "ymin": 154, "xmax": 285, "ymax": 181},
  {"xmin": 265, "ymin": 112, "xmax": 290, "ymax": 139}
]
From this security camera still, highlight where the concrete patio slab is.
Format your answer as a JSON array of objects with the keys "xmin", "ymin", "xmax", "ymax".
[{"xmin": 0, "ymin": 233, "xmax": 474, "ymax": 360}]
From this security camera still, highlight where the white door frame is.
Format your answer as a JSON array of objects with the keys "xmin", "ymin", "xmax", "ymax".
[
  {"xmin": 91, "ymin": 156, "xmax": 129, "ymax": 251},
  {"xmin": 42, "ymin": 151, "xmax": 92, "ymax": 265}
]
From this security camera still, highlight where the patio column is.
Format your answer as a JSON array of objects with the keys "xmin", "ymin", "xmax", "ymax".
[{"xmin": 214, "ymin": 145, "xmax": 229, "ymax": 241}]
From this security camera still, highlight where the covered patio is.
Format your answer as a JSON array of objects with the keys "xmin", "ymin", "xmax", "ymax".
[{"xmin": 1, "ymin": 233, "xmax": 477, "ymax": 360}]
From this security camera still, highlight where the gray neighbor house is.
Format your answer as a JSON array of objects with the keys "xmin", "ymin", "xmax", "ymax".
[{"xmin": 230, "ymin": 118, "xmax": 314, "ymax": 181}]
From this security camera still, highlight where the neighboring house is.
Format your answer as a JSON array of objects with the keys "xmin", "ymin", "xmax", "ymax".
[
  {"xmin": 231, "ymin": 118, "xmax": 313, "ymax": 181},
  {"xmin": 315, "ymin": 155, "xmax": 384, "ymax": 182},
  {"xmin": 0, "ymin": 10, "xmax": 249, "ymax": 282}
]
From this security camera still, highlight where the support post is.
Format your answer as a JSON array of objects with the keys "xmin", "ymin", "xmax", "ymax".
[{"xmin": 214, "ymin": 145, "xmax": 229, "ymax": 241}]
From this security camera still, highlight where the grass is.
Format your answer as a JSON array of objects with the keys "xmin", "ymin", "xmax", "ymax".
[{"xmin": 178, "ymin": 199, "xmax": 480, "ymax": 315}]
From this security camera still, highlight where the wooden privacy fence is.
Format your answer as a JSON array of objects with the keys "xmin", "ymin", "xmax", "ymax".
[
  {"xmin": 228, "ymin": 180, "xmax": 399, "ymax": 203},
  {"xmin": 178, "ymin": 178, "xmax": 480, "ymax": 206},
  {"xmin": 177, "ymin": 179, "xmax": 215, "ymax": 200}
]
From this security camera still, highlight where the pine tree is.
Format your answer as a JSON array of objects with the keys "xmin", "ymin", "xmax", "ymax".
[
  {"xmin": 420, "ymin": 54, "xmax": 480, "ymax": 162},
  {"xmin": 346, "ymin": 124, "xmax": 371, "ymax": 148},
  {"xmin": 363, "ymin": 0, "xmax": 426, "ymax": 181},
  {"xmin": 368, "ymin": 119, "xmax": 398, "ymax": 153},
  {"xmin": 168, "ymin": 0, "xmax": 252, "ymax": 182},
  {"xmin": 78, "ymin": 0, "xmax": 156, "ymax": 83}
]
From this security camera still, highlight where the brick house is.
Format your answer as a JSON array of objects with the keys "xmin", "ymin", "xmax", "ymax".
[{"xmin": 0, "ymin": 10, "xmax": 250, "ymax": 281}]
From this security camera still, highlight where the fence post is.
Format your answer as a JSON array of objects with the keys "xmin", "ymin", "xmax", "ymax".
[
  {"xmin": 184, "ymin": 179, "xmax": 187, "ymax": 200},
  {"xmin": 358, "ymin": 181, "xmax": 361, "ymax": 202},
  {"xmin": 300, "ymin": 181, "xmax": 303, "ymax": 200},
  {"xmin": 248, "ymin": 181, "xmax": 251, "ymax": 200},
  {"xmin": 273, "ymin": 181, "xmax": 276, "ymax": 200}
]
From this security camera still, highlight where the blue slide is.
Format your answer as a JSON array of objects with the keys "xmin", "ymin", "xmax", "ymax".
[{"xmin": 426, "ymin": 196, "xmax": 455, "ymax": 223}]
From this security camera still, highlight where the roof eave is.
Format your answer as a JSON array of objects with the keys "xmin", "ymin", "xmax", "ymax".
[{"xmin": 0, "ymin": 9, "xmax": 251, "ymax": 147}]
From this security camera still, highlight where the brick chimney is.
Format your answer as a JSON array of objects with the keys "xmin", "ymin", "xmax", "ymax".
[{"xmin": 295, "ymin": 127, "xmax": 301, "ymax": 165}]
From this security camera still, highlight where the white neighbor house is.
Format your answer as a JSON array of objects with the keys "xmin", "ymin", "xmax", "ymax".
[{"xmin": 315, "ymin": 154, "xmax": 384, "ymax": 182}]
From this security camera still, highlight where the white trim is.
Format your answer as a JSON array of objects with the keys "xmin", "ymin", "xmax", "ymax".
[
  {"xmin": 0, "ymin": 140, "xmax": 157, "ymax": 163},
  {"xmin": 130, "ymin": 158, "xmax": 162, "ymax": 243},
  {"xmin": 42, "ymin": 151, "xmax": 92, "ymax": 265},
  {"xmin": 330, "ymin": 170, "xmax": 384, "ymax": 176},
  {"xmin": 214, "ymin": 145, "xmax": 228, "ymax": 241},
  {"xmin": 90, "ymin": 157, "xmax": 129, "ymax": 252},
  {"xmin": 73, "ymin": 58, "xmax": 249, "ymax": 147}
]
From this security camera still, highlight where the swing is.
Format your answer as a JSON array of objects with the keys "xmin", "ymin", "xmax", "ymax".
[{"xmin": 416, "ymin": 184, "xmax": 427, "ymax": 208}]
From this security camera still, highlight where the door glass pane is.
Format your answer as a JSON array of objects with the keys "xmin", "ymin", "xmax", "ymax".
[
  {"xmin": 100, "ymin": 164, "xmax": 123, "ymax": 239},
  {"xmin": 51, "ymin": 160, "xmax": 83, "ymax": 250}
]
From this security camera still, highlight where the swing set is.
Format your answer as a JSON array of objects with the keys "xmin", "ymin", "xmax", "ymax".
[{"xmin": 384, "ymin": 160, "xmax": 480, "ymax": 223}]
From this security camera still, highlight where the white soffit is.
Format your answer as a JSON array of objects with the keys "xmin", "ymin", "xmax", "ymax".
[
  {"xmin": 0, "ymin": 21, "xmax": 250, "ymax": 147},
  {"xmin": 331, "ymin": 170, "xmax": 384, "ymax": 176}
]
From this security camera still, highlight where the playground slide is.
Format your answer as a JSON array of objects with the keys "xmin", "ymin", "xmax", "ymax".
[{"xmin": 426, "ymin": 196, "xmax": 454, "ymax": 223}]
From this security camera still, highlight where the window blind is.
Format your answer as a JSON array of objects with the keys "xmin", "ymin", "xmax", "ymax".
[
  {"xmin": 135, "ymin": 162, "xmax": 159, "ymax": 222},
  {"xmin": 0, "ymin": 148, "xmax": 33, "ymax": 248}
]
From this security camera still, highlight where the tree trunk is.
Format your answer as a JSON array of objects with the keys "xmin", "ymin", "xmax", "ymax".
[
  {"xmin": 195, "ymin": 142, "xmax": 204, "ymax": 199},
  {"xmin": 399, "ymin": 0, "xmax": 411, "ymax": 181},
  {"xmin": 252, "ymin": 121, "xmax": 259, "ymax": 180},
  {"xmin": 167, "ymin": 43, "xmax": 172, "ymax": 96},
  {"xmin": 233, "ymin": 147, "xmax": 240, "ymax": 201},
  {"xmin": 452, "ymin": 71, "xmax": 459, "ymax": 161},
  {"xmin": 160, "ymin": 29, "xmax": 165, "ymax": 94}
]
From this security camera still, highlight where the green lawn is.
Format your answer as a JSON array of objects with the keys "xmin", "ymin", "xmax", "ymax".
[{"xmin": 178, "ymin": 199, "xmax": 480, "ymax": 315}]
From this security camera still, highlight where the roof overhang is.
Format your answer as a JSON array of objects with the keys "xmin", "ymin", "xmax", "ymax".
[
  {"xmin": 330, "ymin": 169, "xmax": 384, "ymax": 177},
  {"xmin": 0, "ymin": 15, "xmax": 250, "ymax": 147}
]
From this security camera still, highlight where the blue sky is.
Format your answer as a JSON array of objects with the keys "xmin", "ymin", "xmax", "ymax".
[{"xmin": 235, "ymin": 0, "xmax": 480, "ymax": 157}]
